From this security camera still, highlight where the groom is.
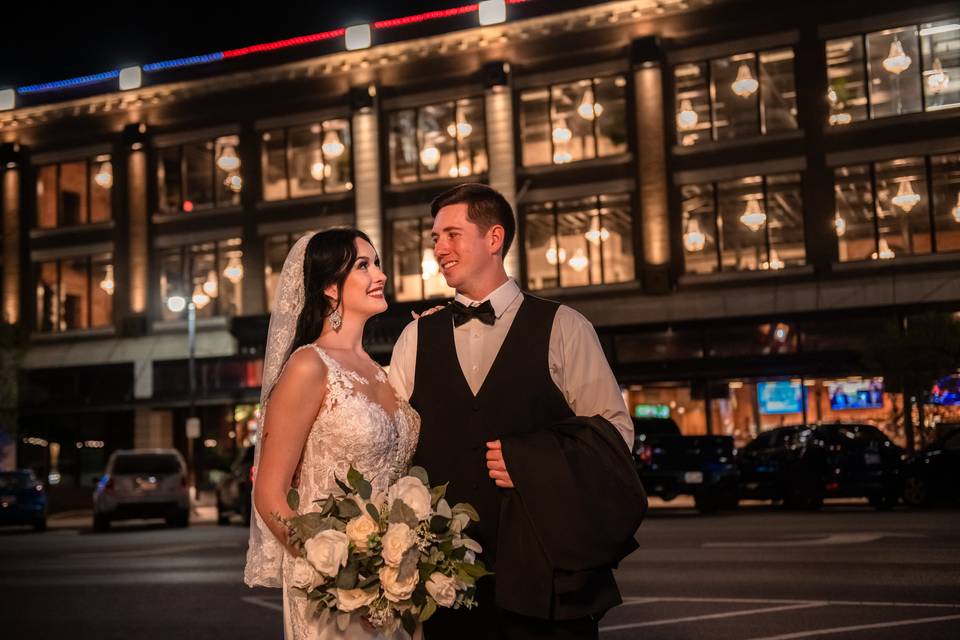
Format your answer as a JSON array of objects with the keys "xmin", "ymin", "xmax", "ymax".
[{"xmin": 389, "ymin": 183, "xmax": 635, "ymax": 639}]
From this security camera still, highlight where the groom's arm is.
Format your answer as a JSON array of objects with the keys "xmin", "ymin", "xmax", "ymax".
[
  {"xmin": 387, "ymin": 320, "xmax": 418, "ymax": 402},
  {"xmin": 551, "ymin": 306, "xmax": 634, "ymax": 448},
  {"xmin": 486, "ymin": 306, "xmax": 634, "ymax": 490}
]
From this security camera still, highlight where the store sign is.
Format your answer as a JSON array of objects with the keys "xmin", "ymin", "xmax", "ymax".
[{"xmin": 635, "ymin": 404, "xmax": 670, "ymax": 419}]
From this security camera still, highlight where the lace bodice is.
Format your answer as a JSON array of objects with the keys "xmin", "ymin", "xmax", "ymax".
[{"xmin": 290, "ymin": 344, "xmax": 420, "ymax": 509}]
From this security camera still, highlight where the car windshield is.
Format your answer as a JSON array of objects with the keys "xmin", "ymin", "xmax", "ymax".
[
  {"xmin": 0, "ymin": 472, "xmax": 35, "ymax": 491},
  {"xmin": 112, "ymin": 454, "xmax": 182, "ymax": 475}
]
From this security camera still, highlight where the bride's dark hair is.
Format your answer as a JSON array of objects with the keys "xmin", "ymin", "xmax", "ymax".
[{"xmin": 291, "ymin": 228, "xmax": 373, "ymax": 349}]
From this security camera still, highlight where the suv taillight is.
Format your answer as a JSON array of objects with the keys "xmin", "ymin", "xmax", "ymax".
[
  {"xmin": 636, "ymin": 445, "xmax": 653, "ymax": 465},
  {"xmin": 105, "ymin": 477, "xmax": 115, "ymax": 492}
]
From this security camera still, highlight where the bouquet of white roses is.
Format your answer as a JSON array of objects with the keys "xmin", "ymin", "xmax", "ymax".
[{"xmin": 281, "ymin": 465, "xmax": 490, "ymax": 636}]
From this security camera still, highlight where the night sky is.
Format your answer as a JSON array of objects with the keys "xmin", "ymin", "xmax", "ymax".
[{"xmin": 1, "ymin": 0, "xmax": 469, "ymax": 89}]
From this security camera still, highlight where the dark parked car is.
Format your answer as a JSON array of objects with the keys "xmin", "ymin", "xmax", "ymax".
[
  {"xmin": 0, "ymin": 469, "xmax": 47, "ymax": 532},
  {"xmin": 902, "ymin": 426, "xmax": 960, "ymax": 506},
  {"xmin": 632, "ymin": 417, "xmax": 739, "ymax": 513},
  {"xmin": 216, "ymin": 445, "xmax": 254, "ymax": 525},
  {"xmin": 738, "ymin": 423, "xmax": 903, "ymax": 510}
]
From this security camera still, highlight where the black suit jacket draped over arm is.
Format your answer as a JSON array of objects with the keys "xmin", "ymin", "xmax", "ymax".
[{"xmin": 495, "ymin": 415, "xmax": 648, "ymax": 620}]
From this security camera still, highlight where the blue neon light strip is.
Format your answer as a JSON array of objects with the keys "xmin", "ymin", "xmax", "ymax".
[
  {"xmin": 143, "ymin": 52, "xmax": 225, "ymax": 72},
  {"xmin": 18, "ymin": 70, "xmax": 121, "ymax": 95}
]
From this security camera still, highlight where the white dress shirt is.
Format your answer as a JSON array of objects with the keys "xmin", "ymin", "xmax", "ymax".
[{"xmin": 388, "ymin": 279, "xmax": 633, "ymax": 447}]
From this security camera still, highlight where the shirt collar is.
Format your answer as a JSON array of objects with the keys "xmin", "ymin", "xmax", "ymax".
[{"xmin": 454, "ymin": 279, "xmax": 521, "ymax": 319}]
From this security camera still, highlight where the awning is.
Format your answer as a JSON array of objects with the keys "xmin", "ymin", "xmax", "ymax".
[{"xmin": 22, "ymin": 329, "xmax": 238, "ymax": 370}]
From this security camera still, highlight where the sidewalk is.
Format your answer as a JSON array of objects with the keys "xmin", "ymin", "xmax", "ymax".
[{"xmin": 47, "ymin": 491, "xmax": 219, "ymax": 529}]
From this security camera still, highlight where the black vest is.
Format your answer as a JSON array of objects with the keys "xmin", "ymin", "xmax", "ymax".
[{"xmin": 410, "ymin": 294, "xmax": 574, "ymax": 568}]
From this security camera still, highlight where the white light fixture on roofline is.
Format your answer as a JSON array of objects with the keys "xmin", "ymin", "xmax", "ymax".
[
  {"xmin": 345, "ymin": 24, "xmax": 372, "ymax": 51},
  {"xmin": 0, "ymin": 88, "xmax": 14, "ymax": 111},
  {"xmin": 478, "ymin": 0, "xmax": 507, "ymax": 26},
  {"xmin": 119, "ymin": 66, "xmax": 142, "ymax": 91}
]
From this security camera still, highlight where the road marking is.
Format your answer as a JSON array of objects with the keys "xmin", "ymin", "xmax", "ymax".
[
  {"xmin": 704, "ymin": 532, "xmax": 925, "ymax": 547},
  {"xmin": 620, "ymin": 596, "xmax": 960, "ymax": 609},
  {"xmin": 65, "ymin": 542, "xmax": 242, "ymax": 559},
  {"xmin": 242, "ymin": 595, "xmax": 284, "ymax": 612},
  {"xmin": 600, "ymin": 602, "xmax": 826, "ymax": 632},
  {"xmin": 743, "ymin": 613, "xmax": 960, "ymax": 639}
]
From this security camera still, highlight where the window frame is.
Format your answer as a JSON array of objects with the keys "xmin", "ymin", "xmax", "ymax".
[
  {"xmin": 519, "ymin": 192, "xmax": 638, "ymax": 291},
  {"xmin": 518, "ymin": 74, "xmax": 629, "ymax": 168},
  {"xmin": 834, "ymin": 152, "xmax": 953, "ymax": 262},
  {"xmin": 158, "ymin": 240, "xmax": 243, "ymax": 319},
  {"xmin": 33, "ymin": 253, "xmax": 113, "ymax": 333},
  {"xmin": 35, "ymin": 154, "xmax": 113, "ymax": 229},
  {"xmin": 386, "ymin": 96, "xmax": 488, "ymax": 185},
  {"xmin": 260, "ymin": 118, "xmax": 354, "ymax": 201},
  {"xmin": 672, "ymin": 46, "xmax": 798, "ymax": 147}
]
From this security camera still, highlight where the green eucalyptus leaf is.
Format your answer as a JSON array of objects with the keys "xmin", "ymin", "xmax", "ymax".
[{"xmin": 286, "ymin": 488, "xmax": 300, "ymax": 511}]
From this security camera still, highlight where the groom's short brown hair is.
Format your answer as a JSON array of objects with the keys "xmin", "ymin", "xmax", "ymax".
[{"xmin": 430, "ymin": 183, "xmax": 515, "ymax": 258}]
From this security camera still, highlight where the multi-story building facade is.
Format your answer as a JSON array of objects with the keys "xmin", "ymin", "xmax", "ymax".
[{"xmin": 2, "ymin": 0, "xmax": 958, "ymax": 492}]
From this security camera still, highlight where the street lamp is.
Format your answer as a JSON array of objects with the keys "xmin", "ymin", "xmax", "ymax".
[{"xmin": 167, "ymin": 295, "xmax": 199, "ymax": 500}]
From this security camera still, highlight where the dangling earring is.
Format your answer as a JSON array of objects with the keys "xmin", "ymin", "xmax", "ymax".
[{"xmin": 329, "ymin": 306, "xmax": 343, "ymax": 332}]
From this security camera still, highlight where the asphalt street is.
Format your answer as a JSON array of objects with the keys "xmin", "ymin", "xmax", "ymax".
[{"xmin": 2, "ymin": 501, "xmax": 958, "ymax": 639}]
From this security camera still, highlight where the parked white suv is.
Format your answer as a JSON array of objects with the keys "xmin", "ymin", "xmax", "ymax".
[{"xmin": 93, "ymin": 449, "xmax": 190, "ymax": 531}]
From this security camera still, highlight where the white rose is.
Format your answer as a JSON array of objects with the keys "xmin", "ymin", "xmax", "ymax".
[
  {"xmin": 387, "ymin": 476, "xmax": 432, "ymax": 521},
  {"xmin": 345, "ymin": 512, "xmax": 379, "ymax": 552},
  {"xmin": 425, "ymin": 572, "xmax": 459, "ymax": 608},
  {"xmin": 336, "ymin": 587, "xmax": 377, "ymax": 612},
  {"xmin": 379, "ymin": 564, "xmax": 419, "ymax": 603},
  {"xmin": 289, "ymin": 556, "xmax": 323, "ymax": 591},
  {"xmin": 304, "ymin": 529, "xmax": 350, "ymax": 577},
  {"xmin": 380, "ymin": 522, "xmax": 415, "ymax": 567}
]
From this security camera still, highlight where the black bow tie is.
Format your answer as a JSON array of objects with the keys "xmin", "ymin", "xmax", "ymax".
[{"xmin": 451, "ymin": 300, "xmax": 497, "ymax": 327}]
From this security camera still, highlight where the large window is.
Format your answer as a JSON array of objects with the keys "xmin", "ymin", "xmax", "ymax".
[
  {"xmin": 835, "ymin": 153, "xmax": 960, "ymax": 261},
  {"xmin": 264, "ymin": 230, "xmax": 317, "ymax": 311},
  {"xmin": 34, "ymin": 254, "xmax": 113, "ymax": 333},
  {"xmin": 35, "ymin": 154, "xmax": 113, "ymax": 228},
  {"xmin": 159, "ymin": 239, "xmax": 243, "ymax": 320},
  {"xmin": 674, "ymin": 49, "xmax": 797, "ymax": 147},
  {"xmin": 522, "ymin": 193, "xmax": 635, "ymax": 290},
  {"xmin": 682, "ymin": 173, "xmax": 805, "ymax": 274},
  {"xmin": 391, "ymin": 218, "xmax": 455, "ymax": 302},
  {"xmin": 520, "ymin": 76, "xmax": 628, "ymax": 166},
  {"xmin": 261, "ymin": 119, "xmax": 352, "ymax": 201},
  {"xmin": 826, "ymin": 19, "xmax": 960, "ymax": 126},
  {"xmin": 158, "ymin": 135, "xmax": 242, "ymax": 214},
  {"xmin": 388, "ymin": 98, "xmax": 487, "ymax": 184}
]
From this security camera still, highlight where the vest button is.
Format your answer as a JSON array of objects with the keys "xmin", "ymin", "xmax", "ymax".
[{"xmin": 472, "ymin": 404, "xmax": 480, "ymax": 412}]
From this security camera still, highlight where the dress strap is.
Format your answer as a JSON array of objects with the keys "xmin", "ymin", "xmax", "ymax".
[{"xmin": 304, "ymin": 343, "xmax": 337, "ymax": 370}]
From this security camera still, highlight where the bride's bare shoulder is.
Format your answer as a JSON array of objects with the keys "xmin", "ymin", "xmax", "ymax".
[{"xmin": 279, "ymin": 345, "xmax": 329, "ymax": 383}]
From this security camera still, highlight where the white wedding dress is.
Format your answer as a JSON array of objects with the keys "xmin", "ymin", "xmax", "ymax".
[
  {"xmin": 243, "ymin": 234, "xmax": 422, "ymax": 639},
  {"xmin": 279, "ymin": 344, "xmax": 421, "ymax": 639}
]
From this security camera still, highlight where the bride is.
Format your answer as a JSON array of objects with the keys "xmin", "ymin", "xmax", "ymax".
[{"xmin": 244, "ymin": 229, "xmax": 421, "ymax": 639}]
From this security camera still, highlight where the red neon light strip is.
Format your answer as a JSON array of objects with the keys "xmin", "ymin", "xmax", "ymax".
[
  {"xmin": 374, "ymin": 5, "xmax": 480, "ymax": 29},
  {"xmin": 374, "ymin": 0, "xmax": 529, "ymax": 30},
  {"xmin": 223, "ymin": 28, "xmax": 345, "ymax": 58}
]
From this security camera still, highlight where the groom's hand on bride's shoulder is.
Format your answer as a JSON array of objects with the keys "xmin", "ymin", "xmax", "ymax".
[
  {"xmin": 410, "ymin": 304, "xmax": 447, "ymax": 320},
  {"xmin": 485, "ymin": 440, "xmax": 514, "ymax": 488}
]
